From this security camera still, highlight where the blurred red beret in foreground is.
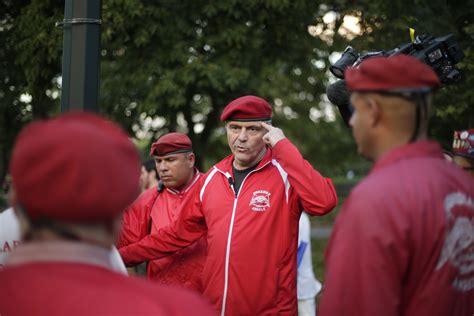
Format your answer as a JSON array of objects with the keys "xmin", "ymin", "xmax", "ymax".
[
  {"xmin": 10, "ymin": 112, "xmax": 141, "ymax": 222},
  {"xmin": 150, "ymin": 132, "xmax": 193, "ymax": 156},
  {"xmin": 220, "ymin": 95, "xmax": 272, "ymax": 122},
  {"xmin": 345, "ymin": 55, "xmax": 440, "ymax": 92}
]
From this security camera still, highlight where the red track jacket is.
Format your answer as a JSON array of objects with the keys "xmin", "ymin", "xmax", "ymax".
[
  {"xmin": 0, "ymin": 242, "xmax": 216, "ymax": 316},
  {"xmin": 120, "ymin": 139, "xmax": 338, "ymax": 315},
  {"xmin": 320, "ymin": 141, "xmax": 474, "ymax": 316},
  {"xmin": 118, "ymin": 171, "xmax": 206, "ymax": 292}
]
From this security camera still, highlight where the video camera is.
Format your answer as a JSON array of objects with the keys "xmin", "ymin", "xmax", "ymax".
[{"xmin": 326, "ymin": 33, "xmax": 464, "ymax": 126}]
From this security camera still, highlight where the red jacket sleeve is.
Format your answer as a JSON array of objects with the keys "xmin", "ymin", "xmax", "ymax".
[
  {"xmin": 319, "ymin": 187, "xmax": 410, "ymax": 316},
  {"xmin": 116, "ymin": 189, "xmax": 157, "ymax": 249},
  {"xmin": 272, "ymin": 138, "xmax": 338, "ymax": 215},
  {"xmin": 119, "ymin": 180, "xmax": 207, "ymax": 266}
]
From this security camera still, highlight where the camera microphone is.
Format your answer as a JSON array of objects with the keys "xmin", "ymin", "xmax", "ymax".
[
  {"xmin": 326, "ymin": 80, "xmax": 353, "ymax": 127},
  {"xmin": 157, "ymin": 180, "xmax": 164, "ymax": 192}
]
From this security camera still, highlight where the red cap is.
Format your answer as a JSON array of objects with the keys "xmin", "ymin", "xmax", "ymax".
[
  {"xmin": 452, "ymin": 129, "xmax": 474, "ymax": 158},
  {"xmin": 220, "ymin": 95, "xmax": 272, "ymax": 121},
  {"xmin": 150, "ymin": 132, "xmax": 192, "ymax": 156},
  {"xmin": 10, "ymin": 112, "xmax": 141, "ymax": 222},
  {"xmin": 345, "ymin": 55, "xmax": 440, "ymax": 92}
]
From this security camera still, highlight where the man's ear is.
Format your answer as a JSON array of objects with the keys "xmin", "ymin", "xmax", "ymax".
[
  {"xmin": 366, "ymin": 97, "xmax": 382, "ymax": 128},
  {"xmin": 187, "ymin": 152, "xmax": 196, "ymax": 168}
]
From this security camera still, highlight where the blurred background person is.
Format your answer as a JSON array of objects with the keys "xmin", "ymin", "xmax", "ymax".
[
  {"xmin": 0, "ymin": 206, "xmax": 20, "ymax": 269},
  {"xmin": 0, "ymin": 113, "xmax": 215, "ymax": 316},
  {"xmin": 0, "ymin": 175, "xmax": 20, "ymax": 269},
  {"xmin": 0, "ymin": 175, "xmax": 12, "ymax": 210},
  {"xmin": 297, "ymin": 212, "xmax": 322, "ymax": 316},
  {"xmin": 452, "ymin": 128, "xmax": 474, "ymax": 176},
  {"xmin": 140, "ymin": 159, "xmax": 159, "ymax": 192},
  {"xmin": 443, "ymin": 150, "xmax": 454, "ymax": 162}
]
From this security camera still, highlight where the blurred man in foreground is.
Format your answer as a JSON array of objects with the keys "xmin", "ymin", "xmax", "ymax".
[
  {"xmin": 320, "ymin": 55, "xmax": 474, "ymax": 316},
  {"xmin": 0, "ymin": 112, "xmax": 215, "ymax": 316},
  {"xmin": 118, "ymin": 133, "xmax": 206, "ymax": 291}
]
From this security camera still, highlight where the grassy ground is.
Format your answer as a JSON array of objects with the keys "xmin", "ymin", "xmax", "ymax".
[
  {"xmin": 311, "ymin": 235, "xmax": 329, "ymax": 283},
  {"xmin": 311, "ymin": 238, "xmax": 329, "ymax": 307},
  {"xmin": 309, "ymin": 199, "xmax": 346, "ymax": 284},
  {"xmin": 307, "ymin": 177, "xmax": 359, "ymax": 304}
]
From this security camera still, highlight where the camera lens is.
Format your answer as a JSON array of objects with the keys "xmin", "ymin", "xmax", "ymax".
[
  {"xmin": 329, "ymin": 47, "xmax": 359, "ymax": 79},
  {"xmin": 329, "ymin": 66, "xmax": 345, "ymax": 78}
]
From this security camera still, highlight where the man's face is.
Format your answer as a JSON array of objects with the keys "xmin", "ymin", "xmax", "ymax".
[
  {"xmin": 349, "ymin": 92, "xmax": 375, "ymax": 160},
  {"xmin": 154, "ymin": 152, "xmax": 195, "ymax": 190},
  {"xmin": 226, "ymin": 121, "xmax": 267, "ymax": 169}
]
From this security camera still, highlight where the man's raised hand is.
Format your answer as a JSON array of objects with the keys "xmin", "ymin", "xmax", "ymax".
[{"xmin": 261, "ymin": 122, "xmax": 286, "ymax": 147}]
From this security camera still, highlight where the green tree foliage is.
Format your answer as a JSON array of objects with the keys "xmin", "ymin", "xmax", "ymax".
[
  {"xmin": 99, "ymin": 0, "xmax": 345, "ymax": 171},
  {"xmin": 0, "ymin": 0, "xmax": 62, "ymax": 183},
  {"xmin": 323, "ymin": 0, "xmax": 474, "ymax": 149},
  {"xmin": 1, "ymin": 0, "xmax": 473, "ymax": 184}
]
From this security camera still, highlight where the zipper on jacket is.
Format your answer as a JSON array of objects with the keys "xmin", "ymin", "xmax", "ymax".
[
  {"xmin": 219, "ymin": 162, "xmax": 270, "ymax": 316},
  {"xmin": 221, "ymin": 197, "xmax": 237, "ymax": 316},
  {"xmin": 227, "ymin": 175, "xmax": 236, "ymax": 197}
]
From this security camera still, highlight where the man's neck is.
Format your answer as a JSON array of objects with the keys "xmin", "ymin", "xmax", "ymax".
[
  {"xmin": 233, "ymin": 148, "xmax": 267, "ymax": 170},
  {"xmin": 171, "ymin": 168, "xmax": 196, "ymax": 192},
  {"xmin": 6, "ymin": 240, "xmax": 118, "ymax": 272},
  {"xmin": 373, "ymin": 132, "xmax": 426, "ymax": 162},
  {"xmin": 25, "ymin": 223, "xmax": 116, "ymax": 249}
]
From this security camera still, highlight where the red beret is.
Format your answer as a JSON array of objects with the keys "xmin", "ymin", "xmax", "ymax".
[
  {"xmin": 453, "ymin": 129, "xmax": 474, "ymax": 158},
  {"xmin": 10, "ymin": 112, "xmax": 141, "ymax": 222},
  {"xmin": 345, "ymin": 55, "xmax": 440, "ymax": 92},
  {"xmin": 220, "ymin": 95, "xmax": 272, "ymax": 121},
  {"xmin": 150, "ymin": 132, "xmax": 192, "ymax": 156}
]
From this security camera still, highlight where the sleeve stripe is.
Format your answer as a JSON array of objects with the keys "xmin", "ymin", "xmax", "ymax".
[
  {"xmin": 271, "ymin": 159, "xmax": 290, "ymax": 203},
  {"xmin": 200, "ymin": 167, "xmax": 219, "ymax": 202}
]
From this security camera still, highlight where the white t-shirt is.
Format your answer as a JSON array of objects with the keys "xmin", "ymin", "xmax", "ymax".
[
  {"xmin": 297, "ymin": 212, "xmax": 322, "ymax": 300},
  {"xmin": 0, "ymin": 208, "xmax": 21, "ymax": 269},
  {"xmin": 109, "ymin": 245, "xmax": 128, "ymax": 275},
  {"xmin": 0, "ymin": 207, "xmax": 127, "ymax": 274}
]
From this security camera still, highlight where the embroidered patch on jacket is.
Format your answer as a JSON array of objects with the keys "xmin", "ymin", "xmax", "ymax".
[
  {"xmin": 435, "ymin": 191, "xmax": 474, "ymax": 292},
  {"xmin": 249, "ymin": 190, "xmax": 271, "ymax": 212}
]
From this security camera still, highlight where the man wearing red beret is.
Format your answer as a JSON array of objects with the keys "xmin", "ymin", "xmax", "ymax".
[
  {"xmin": 0, "ymin": 113, "xmax": 216, "ymax": 316},
  {"xmin": 120, "ymin": 95, "xmax": 338, "ymax": 315},
  {"xmin": 118, "ymin": 132, "xmax": 207, "ymax": 292},
  {"xmin": 319, "ymin": 55, "xmax": 474, "ymax": 316}
]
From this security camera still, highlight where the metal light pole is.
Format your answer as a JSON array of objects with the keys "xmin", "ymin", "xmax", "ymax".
[{"xmin": 59, "ymin": 0, "xmax": 102, "ymax": 112}]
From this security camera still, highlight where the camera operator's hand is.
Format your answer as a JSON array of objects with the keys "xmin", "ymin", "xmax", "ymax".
[{"xmin": 261, "ymin": 122, "xmax": 286, "ymax": 147}]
